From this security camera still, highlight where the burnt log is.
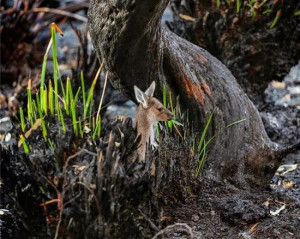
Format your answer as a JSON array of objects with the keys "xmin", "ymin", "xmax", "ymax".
[{"xmin": 88, "ymin": 0, "xmax": 299, "ymax": 188}]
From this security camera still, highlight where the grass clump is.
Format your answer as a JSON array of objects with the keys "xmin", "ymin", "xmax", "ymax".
[{"xmin": 19, "ymin": 23, "xmax": 105, "ymax": 153}]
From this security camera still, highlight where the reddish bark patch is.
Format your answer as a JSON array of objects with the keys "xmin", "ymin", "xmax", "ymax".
[{"xmin": 183, "ymin": 74, "xmax": 205, "ymax": 104}]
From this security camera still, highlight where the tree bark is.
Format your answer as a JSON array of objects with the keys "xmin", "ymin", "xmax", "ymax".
[{"xmin": 88, "ymin": 0, "xmax": 298, "ymax": 188}]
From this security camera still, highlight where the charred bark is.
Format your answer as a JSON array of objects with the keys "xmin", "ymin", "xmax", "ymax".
[
  {"xmin": 168, "ymin": 0, "xmax": 300, "ymax": 103},
  {"xmin": 88, "ymin": 0, "xmax": 299, "ymax": 188}
]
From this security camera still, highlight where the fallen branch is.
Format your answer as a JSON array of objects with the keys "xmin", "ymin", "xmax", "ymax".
[{"xmin": 32, "ymin": 8, "xmax": 87, "ymax": 22}]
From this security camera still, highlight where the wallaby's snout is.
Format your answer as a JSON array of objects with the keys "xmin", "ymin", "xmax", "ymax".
[
  {"xmin": 159, "ymin": 108, "xmax": 173, "ymax": 121},
  {"xmin": 166, "ymin": 110, "xmax": 173, "ymax": 121}
]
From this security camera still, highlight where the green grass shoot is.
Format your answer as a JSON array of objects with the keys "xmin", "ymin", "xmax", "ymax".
[
  {"xmin": 71, "ymin": 87, "xmax": 81, "ymax": 136},
  {"xmin": 40, "ymin": 37, "xmax": 53, "ymax": 112},
  {"xmin": 20, "ymin": 134, "xmax": 30, "ymax": 154},
  {"xmin": 58, "ymin": 106, "xmax": 66, "ymax": 133},
  {"xmin": 51, "ymin": 23, "xmax": 59, "ymax": 113},
  {"xmin": 27, "ymin": 79, "xmax": 34, "ymax": 126},
  {"xmin": 19, "ymin": 108, "xmax": 26, "ymax": 132},
  {"xmin": 42, "ymin": 88, "xmax": 48, "ymax": 115},
  {"xmin": 194, "ymin": 110, "xmax": 214, "ymax": 177},
  {"xmin": 192, "ymin": 136, "xmax": 196, "ymax": 152},
  {"xmin": 263, "ymin": 8, "xmax": 271, "ymax": 15},
  {"xmin": 195, "ymin": 139, "xmax": 207, "ymax": 177},
  {"xmin": 198, "ymin": 110, "xmax": 214, "ymax": 151},
  {"xmin": 35, "ymin": 93, "xmax": 48, "ymax": 140},
  {"xmin": 48, "ymin": 139, "xmax": 55, "ymax": 151},
  {"xmin": 89, "ymin": 98, "xmax": 94, "ymax": 127},
  {"xmin": 20, "ymin": 22, "xmax": 105, "ymax": 152},
  {"xmin": 92, "ymin": 117, "xmax": 101, "ymax": 140},
  {"xmin": 84, "ymin": 73, "xmax": 97, "ymax": 119},
  {"xmin": 49, "ymin": 80, "xmax": 54, "ymax": 115},
  {"xmin": 81, "ymin": 71, "xmax": 86, "ymax": 114},
  {"xmin": 237, "ymin": 0, "xmax": 242, "ymax": 13},
  {"xmin": 225, "ymin": 118, "xmax": 246, "ymax": 128},
  {"xmin": 65, "ymin": 77, "xmax": 72, "ymax": 115},
  {"xmin": 163, "ymin": 85, "xmax": 167, "ymax": 108},
  {"xmin": 247, "ymin": 3, "xmax": 257, "ymax": 19},
  {"xmin": 259, "ymin": 0, "xmax": 267, "ymax": 8},
  {"xmin": 270, "ymin": 10, "xmax": 281, "ymax": 29},
  {"xmin": 195, "ymin": 116, "xmax": 246, "ymax": 177}
]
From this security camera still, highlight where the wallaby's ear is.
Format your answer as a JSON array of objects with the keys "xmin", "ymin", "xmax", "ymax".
[
  {"xmin": 145, "ymin": 81, "xmax": 156, "ymax": 97},
  {"xmin": 134, "ymin": 85, "xmax": 148, "ymax": 108}
]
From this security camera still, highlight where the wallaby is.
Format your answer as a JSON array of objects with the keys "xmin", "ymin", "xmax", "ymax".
[{"xmin": 134, "ymin": 81, "xmax": 173, "ymax": 161}]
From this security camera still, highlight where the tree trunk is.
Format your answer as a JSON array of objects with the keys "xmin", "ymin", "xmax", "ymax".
[
  {"xmin": 168, "ymin": 0, "xmax": 300, "ymax": 104},
  {"xmin": 88, "ymin": 0, "xmax": 298, "ymax": 188}
]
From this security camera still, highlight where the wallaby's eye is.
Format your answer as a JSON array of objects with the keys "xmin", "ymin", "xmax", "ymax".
[{"xmin": 158, "ymin": 107, "xmax": 163, "ymax": 112}]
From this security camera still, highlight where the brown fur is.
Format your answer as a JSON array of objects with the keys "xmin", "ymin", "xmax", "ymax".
[{"xmin": 136, "ymin": 97, "xmax": 173, "ymax": 161}]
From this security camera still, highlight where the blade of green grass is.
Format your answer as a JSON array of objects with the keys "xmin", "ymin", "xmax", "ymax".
[
  {"xmin": 92, "ymin": 118, "xmax": 101, "ymax": 140},
  {"xmin": 48, "ymin": 138, "xmax": 54, "ymax": 151},
  {"xmin": 35, "ymin": 93, "xmax": 47, "ymax": 140},
  {"xmin": 259, "ymin": 0, "xmax": 267, "ymax": 8},
  {"xmin": 89, "ymin": 98, "xmax": 93, "ymax": 127},
  {"xmin": 81, "ymin": 71, "xmax": 86, "ymax": 116},
  {"xmin": 19, "ymin": 108, "xmax": 26, "ymax": 132},
  {"xmin": 170, "ymin": 120, "xmax": 183, "ymax": 126},
  {"xmin": 27, "ymin": 79, "xmax": 34, "ymax": 126},
  {"xmin": 247, "ymin": 3, "xmax": 257, "ymax": 19},
  {"xmin": 51, "ymin": 23, "xmax": 59, "ymax": 114},
  {"xmin": 263, "ymin": 8, "xmax": 271, "ymax": 15},
  {"xmin": 49, "ymin": 80, "xmax": 54, "ymax": 115},
  {"xmin": 195, "ymin": 140, "xmax": 206, "ymax": 177},
  {"xmin": 58, "ymin": 105, "xmax": 66, "ymax": 133},
  {"xmin": 20, "ymin": 135, "xmax": 30, "ymax": 154},
  {"xmin": 192, "ymin": 136, "xmax": 195, "ymax": 152},
  {"xmin": 225, "ymin": 118, "xmax": 246, "ymax": 128},
  {"xmin": 237, "ymin": 0, "xmax": 242, "ymax": 13},
  {"xmin": 42, "ymin": 88, "xmax": 48, "ymax": 115},
  {"xmin": 70, "ymin": 87, "xmax": 81, "ymax": 136},
  {"xmin": 270, "ymin": 10, "xmax": 281, "ymax": 29},
  {"xmin": 198, "ymin": 110, "xmax": 214, "ymax": 151},
  {"xmin": 60, "ymin": 78, "xmax": 66, "ymax": 103},
  {"xmin": 65, "ymin": 77, "xmax": 72, "ymax": 115},
  {"xmin": 84, "ymin": 65, "xmax": 102, "ymax": 119}
]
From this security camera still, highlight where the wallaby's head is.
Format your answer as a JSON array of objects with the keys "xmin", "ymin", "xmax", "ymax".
[{"xmin": 134, "ymin": 81, "xmax": 173, "ymax": 122}]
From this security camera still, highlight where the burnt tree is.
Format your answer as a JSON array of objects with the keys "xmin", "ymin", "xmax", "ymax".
[
  {"xmin": 168, "ymin": 0, "xmax": 300, "ymax": 103},
  {"xmin": 88, "ymin": 0, "xmax": 299, "ymax": 188}
]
